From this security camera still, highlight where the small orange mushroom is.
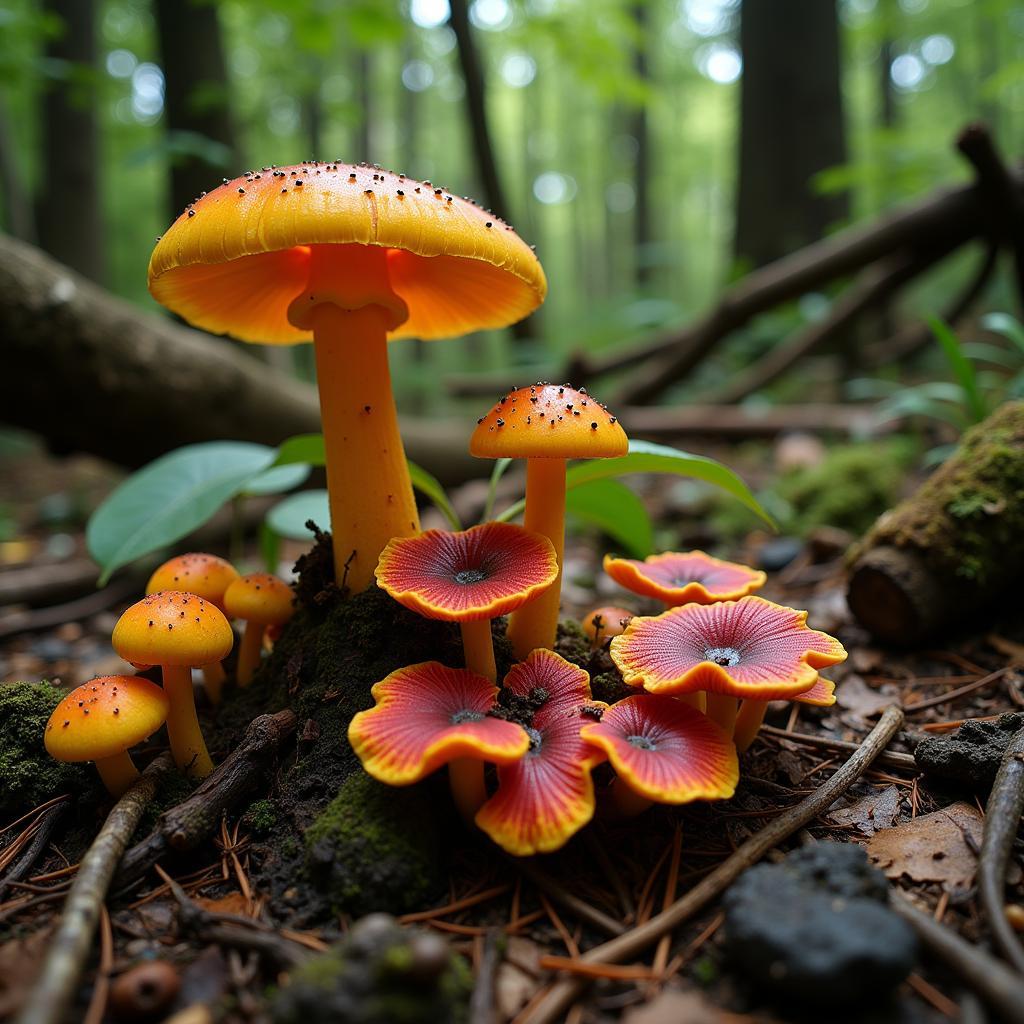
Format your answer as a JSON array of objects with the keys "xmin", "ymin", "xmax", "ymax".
[
  {"xmin": 375, "ymin": 522, "xmax": 557, "ymax": 683},
  {"xmin": 222, "ymin": 573, "xmax": 295, "ymax": 686},
  {"xmin": 603, "ymin": 551, "xmax": 766, "ymax": 607},
  {"xmin": 146, "ymin": 552, "xmax": 239, "ymax": 703},
  {"xmin": 148, "ymin": 163, "xmax": 546, "ymax": 592},
  {"xmin": 112, "ymin": 592, "xmax": 233, "ymax": 778},
  {"xmin": 581, "ymin": 606, "xmax": 634, "ymax": 649},
  {"xmin": 44, "ymin": 675, "xmax": 169, "ymax": 796},
  {"xmin": 471, "ymin": 384, "xmax": 628, "ymax": 660}
]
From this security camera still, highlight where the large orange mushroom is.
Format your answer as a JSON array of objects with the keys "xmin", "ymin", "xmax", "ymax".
[
  {"xmin": 471, "ymin": 384, "xmax": 628, "ymax": 659},
  {"xmin": 148, "ymin": 163, "xmax": 546, "ymax": 592}
]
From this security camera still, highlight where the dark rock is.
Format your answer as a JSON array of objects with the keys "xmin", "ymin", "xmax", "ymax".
[
  {"xmin": 914, "ymin": 713, "xmax": 1024, "ymax": 788},
  {"xmin": 270, "ymin": 914, "xmax": 471, "ymax": 1024},
  {"xmin": 757, "ymin": 537, "xmax": 804, "ymax": 572},
  {"xmin": 723, "ymin": 843, "xmax": 916, "ymax": 1005}
]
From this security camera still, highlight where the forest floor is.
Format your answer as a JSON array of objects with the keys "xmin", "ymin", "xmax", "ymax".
[{"xmin": 0, "ymin": 439, "xmax": 1021, "ymax": 1023}]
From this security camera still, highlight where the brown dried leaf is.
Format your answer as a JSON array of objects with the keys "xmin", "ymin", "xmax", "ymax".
[
  {"xmin": 835, "ymin": 675, "xmax": 895, "ymax": 719},
  {"xmin": 866, "ymin": 802, "xmax": 982, "ymax": 889},
  {"xmin": 623, "ymin": 988, "xmax": 722, "ymax": 1024},
  {"xmin": 496, "ymin": 936, "xmax": 541, "ymax": 1019},
  {"xmin": 193, "ymin": 892, "xmax": 250, "ymax": 916},
  {"xmin": 828, "ymin": 785, "xmax": 902, "ymax": 835}
]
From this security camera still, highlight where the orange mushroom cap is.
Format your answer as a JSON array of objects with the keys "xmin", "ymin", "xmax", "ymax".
[
  {"xmin": 222, "ymin": 573, "xmax": 295, "ymax": 626},
  {"xmin": 148, "ymin": 162, "xmax": 545, "ymax": 344},
  {"xmin": 603, "ymin": 551, "xmax": 766, "ymax": 606},
  {"xmin": 348, "ymin": 661, "xmax": 530, "ymax": 785},
  {"xmin": 45, "ymin": 675, "xmax": 169, "ymax": 763},
  {"xmin": 580, "ymin": 694, "xmax": 738, "ymax": 805},
  {"xmin": 375, "ymin": 522, "xmax": 557, "ymax": 622},
  {"xmin": 475, "ymin": 650, "xmax": 608, "ymax": 856},
  {"xmin": 609, "ymin": 596, "xmax": 847, "ymax": 701},
  {"xmin": 581, "ymin": 606, "xmax": 634, "ymax": 647},
  {"xmin": 792, "ymin": 676, "xmax": 837, "ymax": 706},
  {"xmin": 469, "ymin": 383, "xmax": 628, "ymax": 460},
  {"xmin": 145, "ymin": 553, "xmax": 239, "ymax": 612},
  {"xmin": 112, "ymin": 591, "xmax": 234, "ymax": 668}
]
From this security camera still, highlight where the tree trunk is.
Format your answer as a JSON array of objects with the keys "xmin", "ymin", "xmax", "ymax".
[
  {"xmin": 35, "ymin": 0, "xmax": 103, "ymax": 281},
  {"xmin": 734, "ymin": 0, "xmax": 848, "ymax": 268},
  {"xmin": 154, "ymin": 0, "xmax": 238, "ymax": 219},
  {"xmin": 848, "ymin": 401, "xmax": 1024, "ymax": 645},
  {"xmin": 630, "ymin": 2, "xmax": 652, "ymax": 287},
  {"xmin": 0, "ymin": 233, "xmax": 479, "ymax": 484}
]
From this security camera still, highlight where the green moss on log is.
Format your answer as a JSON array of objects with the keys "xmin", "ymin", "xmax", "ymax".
[
  {"xmin": 0, "ymin": 681, "xmax": 93, "ymax": 819},
  {"xmin": 859, "ymin": 401, "xmax": 1024, "ymax": 588}
]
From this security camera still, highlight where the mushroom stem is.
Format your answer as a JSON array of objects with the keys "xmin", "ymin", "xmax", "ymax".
[
  {"xmin": 236, "ymin": 622, "xmax": 266, "ymax": 687},
  {"xmin": 507, "ymin": 458, "xmax": 566, "ymax": 659},
  {"xmin": 608, "ymin": 777, "xmax": 653, "ymax": 818},
  {"xmin": 202, "ymin": 662, "xmax": 226, "ymax": 704},
  {"xmin": 448, "ymin": 757, "xmax": 488, "ymax": 820},
  {"xmin": 733, "ymin": 699, "xmax": 769, "ymax": 753},
  {"xmin": 674, "ymin": 691, "xmax": 708, "ymax": 714},
  {"xmin": 460, "ymin": 619, "xmax": 497, "ymax": 683},
  {"xmin": 161, "ymin": 665, "xmax": 214, "ymax": 778},
  {"xmin": 705, "ymin": 692, "xmax": 738, "ymax": 736},
  {"xmin": 94, "ymin": 750, "xmax": 140, "ymax": 798}
]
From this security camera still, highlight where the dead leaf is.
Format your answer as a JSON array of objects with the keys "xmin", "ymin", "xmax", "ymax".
[
  {"xmin": 828, "ymin": 785, "xmax": 902, "ymax": 835},
  {"xmin": 623, "ymin": 988, "xmax": 722, "ymax": 1024},
  {"xmin": 866, "ymin": 802, "xmax": 982, "ymax": 889},
  {"xmin": 496, "ymin": 936, "xmax": 541, "ymax": 1019},
  {"xmin": 835, "ymin": 675, "xmax": 895, "ymax": 719},
  {"xmin": 193, "ymin": 892, "xmax": 250, "ymax": 916}
]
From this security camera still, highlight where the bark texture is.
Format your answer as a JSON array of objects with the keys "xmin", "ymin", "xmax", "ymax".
[{"xmin": 848, "ymin": 401, "xmax": 1024, "ymax": 644}]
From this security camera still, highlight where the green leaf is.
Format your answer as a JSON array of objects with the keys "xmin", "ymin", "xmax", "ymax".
[
  {"xmin": 407, "ymin": 461, "xmax": 462, "ymax": 531},
  {"xmin": 982, "ymin": 312, "xmax": 1024, "ymax": 356},
  {"xmin": 275, "ymin": 433, "xmax": 326, "ymax": 466},
  {"xmin": 87, "ymin": 442, "xmax": 276, "ymax": 585},
  {"xmin": 265, "ymin": 490, "xmax": 331, "ymax": 540},
  {"xmin": 242, "ymin": 462, "xmax": 311, "ymax": 496},
  {"xmin": 565, "ymin": 479, "xmax": 653, "ymax": 559},
  {"xmin": 929, "ymin": 315, "xmax": 988, "ymax": 424},
  {"xmin": 482, "ymin": 458, "xmax": 513, "ymax": 523},
  {"xmin": 495, "ymin": 440, "xmax": 771, "ymax": 528}
]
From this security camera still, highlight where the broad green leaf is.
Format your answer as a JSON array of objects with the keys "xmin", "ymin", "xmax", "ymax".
[
  {"xmin": 408, "ymin": 461, "xmax": 462, "ymax": 531},
  {"xmin": 88, "ymin": 442, "xmax": 276, "ymax": 584},
  {"xmin": 265, "ymin": 490, "xmax": 330, "ymax": 539},
  {"xmin": 242, "ymin": 462, "xmax": 311, "ymax": 496},
  {"xmin": 565, "ymin": 479, "xmax": 653, "ymax": 559},
  {"xmin": 929, "ymin": 316, "xmax": 988, "ymax": 424},
  {"xmin": 275, "ymin": 433, "xmax": 326, "ymax": 466},
  {"xmin": 496, "ymin": 440, "xmax": 771, "ymax": 527}
]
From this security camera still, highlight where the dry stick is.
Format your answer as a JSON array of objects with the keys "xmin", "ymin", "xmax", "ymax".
[
  {"xmin": 891, "ymin": 891, "xmax": 1024, "ymax": 1021},
  {"xmin": 979, "ymin": 726, "xmax": 1024, "ymax": 973},
  {"xmin": 0, "ymin": 797, "xmax": 69, "ymax": 901},
  {"xmin": 523, "ymin": 707, "xmax": 905, "ymax": 1024},
  {"xmin": 15, "ymin": 752, "xmax": 174, "ymax": 1024},
  {"xmin": 902, "ymin": 666, "xmax": 1013, "ymax": 714},
  {"xmin": 511, "ymin": 859, "xmax": 625, "ymax": 938},
  {"xmin": 758, "ymin": 724, "xmax": 918, "ymax": 772},
  {"xmin": 468, "ymin": 929, "xmax": 504, "ymax": 1024}
]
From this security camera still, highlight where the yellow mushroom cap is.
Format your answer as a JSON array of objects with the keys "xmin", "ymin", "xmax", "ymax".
[
  {"xmin": 45, "ymin": 675, "xmax": 169, "ymax": 763},
  {"xmin": 145, "ymin": 552, "xmax": 239, "ymax": 612},
  {"xmin": 470, "ymin": 383, "xmax": 628, "ymax": 460},
  {"xmin": 112, "ymin": 591, "xmax": 234, "ymax": 668},
  {"xmin": 223, "ymin": 573, "xmax": 295, "ymax": 626},
  {"xmin": 148, "ymin": 162, "xmax": 546, "ymax": 344}
]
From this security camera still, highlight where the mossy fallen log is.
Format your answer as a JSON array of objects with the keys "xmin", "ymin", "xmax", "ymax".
[{"xmin": 847, "ymin": 400, "xmax": 1024, "ymax": 644}]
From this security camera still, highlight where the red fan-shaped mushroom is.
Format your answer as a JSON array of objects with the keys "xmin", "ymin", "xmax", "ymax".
[
  {"xmin": 603, "ymin": 551, "xmax": 765, "ymax": 607},
  {"xmin": 475, "ymin": 650, "xmax": 607, "ymax": 855},
  {"xmin": 733, "ymin": 675, "xmax": 838, "ymax": 752},
  {"xmin": 348, "ymin": 661, "xmax": 529, "ymax": 818},
  {"xmin": 610, "ymin": 596, "xmax": 846, "ymax": 735},
  {"xmin": 376, "ymin": 522, "xmax": 557, "ymax": 682},
  {"xmin": 581, "ymin": 694, "xmax": 738, "ymax": 816}
]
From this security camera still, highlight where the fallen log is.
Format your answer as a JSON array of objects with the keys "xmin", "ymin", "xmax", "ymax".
[
  {"xmin": 0, "ymin": 233, "xmax": 478, "ymax": 484},
  {"xmin": 847, "ymin": 401, "xmax": 1024, "ymax": 645}
]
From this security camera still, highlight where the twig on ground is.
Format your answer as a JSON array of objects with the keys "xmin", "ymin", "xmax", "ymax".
[
  {"xmin": 902, "ymin": 667, "xmax": 1013, "ymax": 713},
  {"xmin": 891, "ymin": 891, "xmax": 1024, "ymax": 1020},
  {"xmin": 758, "ymin": 724, "xmax": 918, "ymax": 771},
  {"xmin": 979, "ymin": 726, "xmax": 1024, "ymax": 972},
  {"xmin": 0, "ymin": 798, "xmax": 68, "ymax": 900},
  {"xmin": 468, "ymin": 929, "xmax": 504, "ymax": 1024},
  {"xmin": 116, "ymin": 710, "xmax": 297, "ymax": 888},
  {"xmin": 511, "ymin": 860, "xmax": 625, "ymax": 938},
  {"xmin": 523, "ymin": 706, "xmax": 905, "ymax": 1024},
  {"xmin": 14, "ymin": 752, "xmax": 174, "ymax": 1024}
]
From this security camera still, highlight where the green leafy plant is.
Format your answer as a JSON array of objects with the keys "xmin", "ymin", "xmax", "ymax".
[{"xmin": 87, "ymin": 435, "xmax": 772, "ymax": 583}]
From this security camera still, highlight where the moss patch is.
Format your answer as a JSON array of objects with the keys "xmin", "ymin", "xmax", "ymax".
[
  {"xmin": 0, "ymin": 681, "xmax": 94, "ymax": 819},
  {"xmin": 305, "ymin": 773, "xmax": 444, "ymax": 917}
]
